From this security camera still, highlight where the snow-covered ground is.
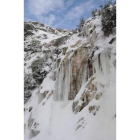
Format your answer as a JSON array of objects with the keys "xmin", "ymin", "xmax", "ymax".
[{"xmin": 24, "ymin": 75, "xmax": 115, "ymax": 140}]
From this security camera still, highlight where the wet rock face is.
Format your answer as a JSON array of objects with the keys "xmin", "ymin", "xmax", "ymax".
[
  {"xmin": 28, "ymin": 118, "xmax": 34, "ymax": 129},
  {"xmin": 64, "ymin": 19, "xmax": 97, "ymax": 101},
  {"xmin": 69, "ymin": 47, "xmax": 92, "ymax": 100},
  {"xmin": 72, "ymin": 78, "xmax": 96, "ymax": 113},
  {"xmin": 89, "ymin": 106, "xmax": 96, "ymax": 113},
  {"xmin": 87, "ymin": 59, "xmax": 93, "ymax": 78},
  {"xmin": 54, "ymin": 42, "xmax": 93, "ymax": 101},
  {"xmin": 69, "ymin": 48, "xmax": 88, "ymax": 99},
  {"xmin": 29, "ymin": 107, "xmax": 33, "ymax": 112},
  {"xmin": 83, "ymin": 22, "xmax": 97, "ymax": 47},
  {"xmin": 38, "ymin": 91, "xmax": 49, "ymax": 104},
  {"xmin": 72, "ymin": 101, "xmax": 79, "ymax": 112},
  {"xmin": 89, "ymin": 105, "xmax": 100, "ymax": 116},
  {"xmin": 29, "ymin": 130, "xmax": 40, "ymax": 139}
]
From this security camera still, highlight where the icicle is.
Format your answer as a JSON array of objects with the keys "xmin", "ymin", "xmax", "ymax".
[
  {"xmin": 68, "ymin": 59, "xmax": 71, "ymax": 100},
  {"xmin": 54, "ymin": 58, "xmax": 72, "ymax": 102},
  {"xmin": 64, "ymin": 66, "xmax": 68, "ymax": 102},
  {"xmin": 54, "ymin": 67, "xmax": 59, "ymax": 101},
  {"xmin": 58, "ymin": 65, "xmax": 62, "ymax": 100},
  {"xmin": 64, "ymin": 59, "xmax": 71, "ymax": 102},
  {"xmin": 82, "ymin": 64, "xmax": 87, "ymax": 85},
  {"xmin": 94, "ymin": 55, "xmax": 101, "ymax": 93},
  {"xmin": 105, "ymin": 51, "xmax": 111, "ymax": 87},
  {"xmin": 61, "ymin": 62, "xmax": 64, "ymax": 100},
  {"xmin": 100, "ymin": 51, "xmax": 109, "ymax": 87}
]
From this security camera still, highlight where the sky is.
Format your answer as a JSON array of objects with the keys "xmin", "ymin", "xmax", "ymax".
[{"xmin": 24, "ymin": 0, "xmax": 112, "ymax": 29}]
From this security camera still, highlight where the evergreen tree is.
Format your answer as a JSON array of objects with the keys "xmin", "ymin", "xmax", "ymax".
[
  {"xmin": 101, "ymin": 3, "xmax": 116, "ymax": 37},
  {"xmin": 77, "ymin": 17, "xmax": 85, "ymax": 32}
]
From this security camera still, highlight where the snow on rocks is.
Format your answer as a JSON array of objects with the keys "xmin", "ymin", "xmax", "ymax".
[{"xmin": 24, "ymin": 7, "xmax": 116, "ymax": 140}]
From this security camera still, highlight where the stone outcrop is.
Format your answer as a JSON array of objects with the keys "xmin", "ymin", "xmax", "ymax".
[{"xmin": 54, "ymin": 41, "xmax": 94, "ymax": 101}]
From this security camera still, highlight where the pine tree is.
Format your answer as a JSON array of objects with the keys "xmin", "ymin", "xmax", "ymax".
[
  {"xmin": 77, "ymin": 17, "xmax": 85, "ymax": 32},
  {"xmin": 101, "ymin": 3, "xmax": 116, "ymax": 37}
]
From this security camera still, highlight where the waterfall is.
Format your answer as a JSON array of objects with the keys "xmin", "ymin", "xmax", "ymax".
[
  {"xmin": 58, "ymin": 64, "xmax": 63, "ymax": 100},
  {"xmin": 54, "ymin": 63, "xmax": 59, "ymax": 101},
  {"xmin": 82, "ymin": 64, "xmax": 88, "ymax": 86},
  {"xmin": 64, "ymin": 59, "xmax": 71, "ymax": 102},
  {"xmin": 91, "ymin": 49, "xmax": 112, "ymax": 94},
  {"xmin": 54, "ymin": 59, "xmax": 71, "ymax": 102}
]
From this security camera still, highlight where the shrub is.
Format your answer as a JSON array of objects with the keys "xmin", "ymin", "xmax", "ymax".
[
  {"xmin": 101, "ymin": 3, "xmax": 116, "ymax": 37},
  {"xmin": 54, "ymin": 35, "xmax": 69, "ymax": 47},
  {"xmin": 30, "ymin": 39, "xmax": 40, "ymax": 48},
  {"xmin": 24, "ymin": 31, "xmax": 34, "ymax": 39},
  {"xmin": 24, "ymin": 23, "xmax": 35, "ymax": 39},
  {"xmin": 54, "ymin": 38, "xmax": 63, "ymax": 47},
  {"xmin": 43, "ymin": 50, "xmax": 51, "ymax": 61},
  {"xmin": 77, "ymin": 17, "xmax": 85, "ymax": 32},
  {"xmin": 56, "ymin": 28, "xmax": 63, "ymax": 32},
  {"xmin": 92, "ymin": 9, "xmax": 99, "ymax": 17},
  {"xmin": 31, "ymin": 57, "xmax": 47, "ymax": 84},
  {"xmin": 24, "ymin": 73, "xmax": 37, "ymax": 91},
  {"xmin": 24, "ymin": 73, "xmax": 38, "ymax": 103},
  {"xmin": 25, "ymin": 39, "xmax": 42, "ymax": 53},
  {"xmin": 24, "ymin": 23, "xmax": 35, "ymax": 31},
  {"xmin": 31, "ymin": 58, "xmax": 43, "ymax": 72},
  {"xmin": 53, "ymin": 48, "xmax": 62, "ymax": 55}
]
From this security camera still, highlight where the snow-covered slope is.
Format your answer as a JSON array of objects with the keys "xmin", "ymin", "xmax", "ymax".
[
  {"xmin": 24, "ymin": 21, "xmax": 73, "ymax": 103},
  {"xmin": 24, "ymin": 4, "xmax": 116, "ymax": 140}
]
